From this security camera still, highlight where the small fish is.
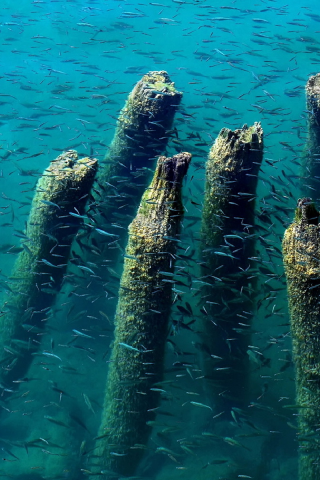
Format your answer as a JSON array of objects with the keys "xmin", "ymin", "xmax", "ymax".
[
  {"xmin": 44, "ymin": 416, "xmax": 69, "ymax": 428},
  {"xmin": 73, "ymin": 329, "xmax": 94, "ymax": 339},
  {"xmin": 177, "ymin": 305, "xmax": 191, "ymax": 316},
  {"xmin": 118, "ymin": 342, "xmax": 140, "ymax": 353},
  {"xmin": 69, "ymin": 212, "xmax": 87, "ymax": 219},
  {"xmin": 82, "ymin": 393, "xmax": 95, "ymax": 414},
  {"xmin": 95, "ymin": 228, "xmax": 119, "ymax": 237},
  {"xmin": 69, "ymin": 414, "xmax": 90, "ymax": 432},
  {"xmin": 22, "ymin": 243, "xmax": 34, "ymax": 256},
  {"xmin": 214, "ymin": 251, "xmax": 239, "ymax": 260},
  {"xmin": 23, "ymin": 151, "xmax": 44, "ymax": 159},
  {"xmin": 78, "ymin": 265, "xmax": 95, "ymax": 275},
  {"xmin": 282, "ymin": 404, "xmax": 312, "ymax": 409},
  {"xmin": 123, "ymin": 254, "xmax": 140, "ymax": 261},
  {"xmin": 202, "ymin": 459, "xmax": 228, "ymax": 469},
  {"xmin": 40, "ymin": 200, "xmax": 60, "ymax": 209},
  {"xmin": 190, "ymin": 401, "xmax": 213, "ymax": 411},
  {"xmin": 41, "ymin": 351, "xmax": 62, "ymax": 361},
  {"xmin": 223, "ymin": 437, "xmax": 250, "ymax": 450},
  {"xmin": 41, "ymin": 259, "xmax": 63, "ymax": 268},
  {"xmin": 22, "ymin": 324, "xmax": 43, "ymax": 333}
]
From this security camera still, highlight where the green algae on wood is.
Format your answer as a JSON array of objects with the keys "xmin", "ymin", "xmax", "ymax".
[
  {"xmin": 90, "ymin": 152, "xmax": 191, "ymax": 478},
  {"xmin": 200, "ymin": 123, "xmax": 263, "ymax": 409},
  {"xmin": 89, "ymin": 71, "xmax": 182, "ymax": 255},
  {"xmin": 283, "ymin": 197, "xmax": 320, "ymax": 480},
  {"xmin": 302, "ymin": 73, "xmax": 320, "ymax": 196},
  {"xmin": 0, "ymin": 150, "xmax": 97, "ymax": 381},
  {"xmin": 96, "ymin": 70, "xmax": 182, "ymax": 190}
]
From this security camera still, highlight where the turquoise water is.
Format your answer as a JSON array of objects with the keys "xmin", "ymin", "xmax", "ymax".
[{"xmin": 0, "ymin": 0, "xmax": 319, "ymax": 478}]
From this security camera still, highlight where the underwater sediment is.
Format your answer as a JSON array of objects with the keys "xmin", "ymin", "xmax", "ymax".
[
  {"xmin": 283, "ymin": 197, "xmax": 320, "ymax": 480},
  {"xmin": 302, "ymin": 73, "xmax": 320, "ymax": 196},
  {"xmin": 0, "ymin": 150, "xmax": 97, "ymax": 382},
  {"xmin": 90, "ymin": 152, "xmax": 191, "ymax": 478},
  {"xmin": 89, "ymin": 70, "xmax": 182, "ymax": 256},
  {"xmin": 200, "ymin": 123, "xmax": 263, "ymax": 410}
]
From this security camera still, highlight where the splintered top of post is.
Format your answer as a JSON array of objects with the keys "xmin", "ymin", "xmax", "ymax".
[
  {"xmin": 295, "ymin": 197, "xmax": 319, "ymax": 225},
  {"xmin": 34, "ymin": 150, "xmax": 98, "ymax": 209},
  {"xmin": 208, "ymin": 122, "xmax": 263, "ymax": 173},
  {"xmin": 156, "ymin": 152, "xmax": 192, "ymax": 185},
  {"xmin": 129, "ymin": 70, "xmax": 183, "ymax": 103},
  {"xmin": 44, "ymin": 150, "xmax": 98, "ymax": 182},
  {"xmin": 214, "ymin": 121, "xmax": 263, "ymax": 151},
  {"xmin": 306, "ymin": 73, "xmax": 320, "ymax": 99},
  {"xmin": 140, "ymin": 70, "xmax": 182, "ymax": 96},
  {"xmin": 134, "ymin": 152, "xmax": 191, "ymax": 223},
  {"xmin": 283, "ymin": 198, "xmax": 320, "ymax": 277}
]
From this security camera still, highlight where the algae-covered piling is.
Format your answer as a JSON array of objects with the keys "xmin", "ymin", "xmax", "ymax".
[
  {"xmin": 200, "ymin": 123, "xmax": 263, "ymax": 408},
  {"xmin": 90, "ymin": 71, "xmax": 182, "ymax": 254},
  {"xmin": 97, "ymin": 70, "xmax": 182, "ymax": 190},
  {"xmin": 283, "ymin": 197, "xmax": 320, "ymax": 480},
  {"xmin": 91, "ymin": 152, "xmax": 191, "ymax": 478},
  {"xmin": 302, "ymin": 73, "xmax": 320, "ymax": 196},
  {"xmin": 0, "ymin": 150, "xmax": 97, "ymax": 381}
]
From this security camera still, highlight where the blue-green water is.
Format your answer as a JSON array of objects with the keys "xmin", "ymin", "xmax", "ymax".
[{"xmin": 0, "ymin": 0, "xmax": 319, "ymax": 478}]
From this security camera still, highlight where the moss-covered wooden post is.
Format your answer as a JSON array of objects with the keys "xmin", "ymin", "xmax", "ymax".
[
  {"xmin": 90, "ymin": 152, "xmax": 191, "ymax": 478},
  {"xmin": 302, "ymin": 74, "xmax": 320, "ymax": 196},
  {"xmin": 283, "ymin": 197, "xmax": 320, "ymax": 480},
  {"xmin": 89, "ymin": 71, "xmax": 182, "ymax": 257},
  {"xmin": 0, "ymin": 150, "xmax": 97, "ymax": 381},
  {"xmin": 200, "ymin": 123, "xmax": 263, "ymax": 410}
]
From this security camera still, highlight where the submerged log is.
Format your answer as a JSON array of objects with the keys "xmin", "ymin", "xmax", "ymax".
[
  {"xmin": 0, "ymin": 150, "xmax": 97, "ymax": 382},
  {"xmin": 200, "ymin": 123, "xmax": 263, "ymax": 411},
  {"xmin": 88, "ymin": 71, "xmax": 182, "ymax": 260},
  {"xmin": 283, "ymin": 197, "xmax": 320, "ymax": 480},
  {"xmin": 302, "ymin": 73, "xmax": 320, "ymax": 196},
  {"xmin": 90, "ymin": 152, "xmax": 191, "ymax": 478}
]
